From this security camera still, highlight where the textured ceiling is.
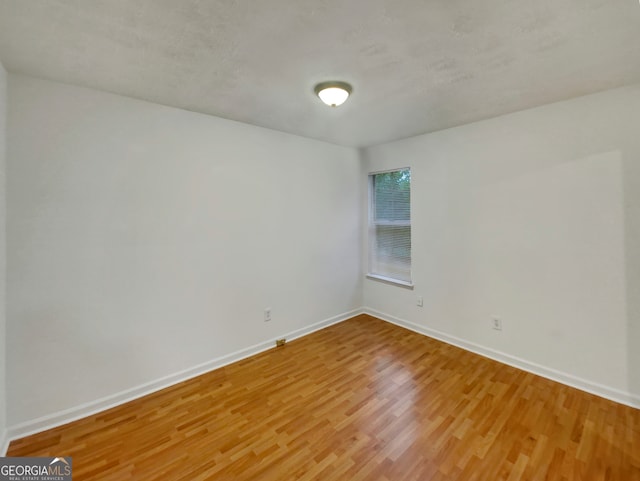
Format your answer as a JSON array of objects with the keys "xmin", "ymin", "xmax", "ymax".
[{"xmin": 0, "ymin": 0, "xmax": 639, "ymax": 147}]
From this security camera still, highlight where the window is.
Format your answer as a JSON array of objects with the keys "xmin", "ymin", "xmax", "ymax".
[{"xmin": 368, "ymin": 168, "xmax": 412, "ymax": 286}]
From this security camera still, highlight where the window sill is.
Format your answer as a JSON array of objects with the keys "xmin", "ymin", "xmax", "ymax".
[{"xmin": 366, "ymin": 274, "xmax": 414, "ymax": 289}]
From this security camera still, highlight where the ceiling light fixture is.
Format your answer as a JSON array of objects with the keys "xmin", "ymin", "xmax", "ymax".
[{"xmin": 314, "ymin": 81, "xmax": 353, "ymax": 107}]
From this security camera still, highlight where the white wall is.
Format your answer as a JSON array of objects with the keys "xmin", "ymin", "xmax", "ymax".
[
  {"xmin": 5, "ymin": 72, "xmax": 639, "ymax": 435},
  {"xmin": 7, "ymin": 75, "xmax": 362, "ymax": 427},
  {"xmin": 0, "ymin": 60, "xmax": 7, "ymax": 452},
  {"xmin": 362, "ymin": 84, "xmax": 640, "ymax": 404},
  {"xmin": 625, "ymin": 93, "xmax": 640, "ymax": 402}
]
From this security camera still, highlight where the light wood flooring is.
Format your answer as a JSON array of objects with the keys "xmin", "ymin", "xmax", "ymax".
[{"xmin": 8, "ymin": 314, "xmax": 640, "ymax": 480}]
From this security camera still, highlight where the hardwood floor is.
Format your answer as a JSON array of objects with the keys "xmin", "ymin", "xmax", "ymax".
[{"xmin": 8, "ymin": 314, "xmax": 640, "ymax": 480}]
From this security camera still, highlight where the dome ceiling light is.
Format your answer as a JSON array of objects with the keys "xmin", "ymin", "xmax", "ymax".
[{"xmin": 314, "ymin": 81, "xmax": 353, "ymax": 107}]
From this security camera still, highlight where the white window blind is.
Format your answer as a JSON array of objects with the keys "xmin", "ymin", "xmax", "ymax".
[{"xmin": 368, "ymin": 168, "xmax": 412, "ymax": 285}]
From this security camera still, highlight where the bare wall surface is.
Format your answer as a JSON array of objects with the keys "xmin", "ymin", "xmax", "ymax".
[
  {"xmin": 5, "ymin": 72, "xmax": 639, "ymax": 431},
  {"xmin": 0, "ymin": 60, "xmax": 7, "ymax": 450},
  {"xmin": 7, "ymin": 75, "xmax": 362, "ymax": 425},
  {"xmin": 624, "ymin": 113, "xmax": 640, "ymax": 401},
  {"xmin": 362, "ymin": 84, "xmax": 640, "ymax": 401}
]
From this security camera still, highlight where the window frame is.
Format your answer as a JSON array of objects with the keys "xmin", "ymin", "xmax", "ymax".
[{"xmin": 366, "ymin": 167, "xmax": 414, "ymax": 289}]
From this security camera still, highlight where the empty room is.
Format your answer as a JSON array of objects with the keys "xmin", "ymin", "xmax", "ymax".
[{"xmin": 0, "ymin": 1, "xmax": 639, "ymax": 480}]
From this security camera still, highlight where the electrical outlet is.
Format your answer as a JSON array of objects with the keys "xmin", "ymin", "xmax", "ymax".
[
  {"xmin": 417, "ymin": 296, "xmax": 423, "ymax": 307},
  {"xmin": 264, "ymin": 308, "xmax": 271, "ymax": 322},
  {"xmin": 492, "ymin": 318, "xmax": 502, "ymax": 331}
]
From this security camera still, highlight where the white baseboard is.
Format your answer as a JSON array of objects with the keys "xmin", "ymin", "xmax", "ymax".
[
  {"xmin": 7, "ymin": 308, "xmax": 363, "ymax": 444},
  {"xmin": 0, "ymin": 429, "xmax": 9, "ymax": 456},
  {"xmin": 364, "ymin": 307, "xmax": 640, "ymax": 410}
]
